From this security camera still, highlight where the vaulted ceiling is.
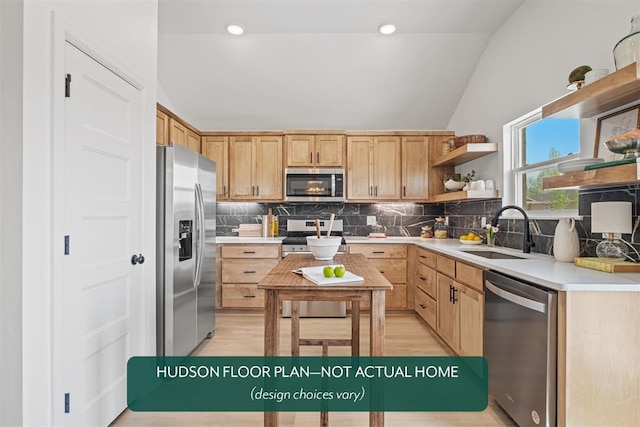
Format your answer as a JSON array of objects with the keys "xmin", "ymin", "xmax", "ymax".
[{"xmin": 158, "ymin": 0, "xmax": 524, "ymax": 131}]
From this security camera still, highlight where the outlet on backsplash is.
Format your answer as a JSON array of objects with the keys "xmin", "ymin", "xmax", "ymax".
[{"xmin": 366, "ymin": 216, "xmax": 377, "ymax": 226}]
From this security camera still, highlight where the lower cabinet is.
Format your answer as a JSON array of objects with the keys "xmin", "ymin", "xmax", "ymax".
[
  {"xmin": 434, "ymin": 256, "xmax": 484, "ymax": 356},
  {"xmin": 219, "ymin": 244, "xmax": 280, "ymax": 308},
  {"xmin": 349, "ymin": 243, "xmax": 408, "ymax": 309},
  {"xmin": 412, "ymin": 248, "xmax": 484, "ymax": 356}
]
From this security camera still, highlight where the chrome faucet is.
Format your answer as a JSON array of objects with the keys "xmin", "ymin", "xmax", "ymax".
[{"xmin": 490, "ymin": 205, "xmax": 536, "ymax": 253}]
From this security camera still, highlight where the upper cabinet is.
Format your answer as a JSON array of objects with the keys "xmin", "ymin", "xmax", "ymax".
[
  {"xmin": 156, "ymin": 110, "xmax": 169, "ymax": 146},
  {"xmin": 347, "ymin": 135, "xmax": 401, "ymax": 201},
  {"xmin": 401, "ymin": 136, "xmax": 430, "ymax": 201},
  {"xmin": 229, "ymin": 135, "xmax": 283, "ymax": 201},
  {"xmin": 201, "ymin": 136, "xmax": 229, "ymax": 200},
  {"xmin": 285, "ymin": 133, "xmax": 345, "ymax": 167}
]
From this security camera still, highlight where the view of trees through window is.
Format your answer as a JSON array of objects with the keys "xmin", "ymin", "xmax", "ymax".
[{"xmin": 522, "ymin": 119, "xmax": 579, "ymax": 211}]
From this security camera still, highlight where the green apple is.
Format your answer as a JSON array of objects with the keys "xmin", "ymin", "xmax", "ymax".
[
  {"xmin": 334, "ymin": 266, "xmax": 346, "ymax": 278},
  {"xmin": 323, "ymin": 266, "xmax": 335, "ymax": 278}
]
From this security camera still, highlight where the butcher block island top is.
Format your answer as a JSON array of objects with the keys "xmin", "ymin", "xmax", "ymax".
[
  {"xmin": 258, "ymin": 253, "xmax": 393, "ymax": 427},
  {"xmin": 258, "ymin": 253, "xmax": 393, "ymax": 292}
]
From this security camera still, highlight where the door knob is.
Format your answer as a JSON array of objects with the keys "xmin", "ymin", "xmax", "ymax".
[{"xmin": 131, "ymin": 254, "xmax": 145, "ymax": 265}]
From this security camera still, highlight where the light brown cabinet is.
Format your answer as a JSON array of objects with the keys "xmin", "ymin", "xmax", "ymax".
[
  {"xmin": 229, "ymin": 135, "xmax": 283, "ymax": 201},
  {"xmin": 349, "ymin": 244, "xmax": 407, "ymax": 309},
  {"xmin": 168, "ymin": 117, "xmax": 201, "ymax": 152},
  {"xmin": 201, "ymin": 136, "xmax": 229, "ymax": 200},
  {"xmin": 285, "ymin": 134, "xmax": 344, "ymax": 167},
  {"xmin": 220, "ymin": 244, "xmax": 280, "ymax": 308},
  {"xmin": 413, "ymin": 247, "xmax": 437, "ymax": 329},
  {"xmin": 434, "ymin": 254, "xmax": 484, "ymax": 356},
  {"xmin": 346, "ymin": 136, "xmax": 401, "ymax": 201},
  {"xmin": 156, "ymin": 110, "xmax": 169, "ymax": 146},
  {"xmin": 401, "ymin": 136, "xmax": 429, "ymax": 200}
]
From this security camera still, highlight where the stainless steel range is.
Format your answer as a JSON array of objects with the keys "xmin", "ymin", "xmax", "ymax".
[
  {"xmin": 282, "ymin": 219, "xmax": 347, "ymax": 256},
  {"xmin": 281, "ymin": 219, "xmax": 347, "ymax": 317}
]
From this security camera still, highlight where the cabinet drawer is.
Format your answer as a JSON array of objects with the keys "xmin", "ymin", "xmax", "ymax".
[
  {"xmin": 221, "ymin": 258, "xmax": 279, "ymax": 283},
  {"xmin": 221, "ymin": 245, "xmax": 280, "ymax": 259},
  {"xmin": 415, "ymin": 247, "xmax": 436, "ymax": 269},
  {"xmin": 436, "ymin": 254, "xmax": 456, "ymax": 277},
  {"xmin": 455, "ymin": 261, "xmax": 484, "ymax": 292},
  {"xmin": 371, "ymin": 259, "xmax": 407, "ymax": 283},
  {"xmin": 221, "ymin": 284, "xmax": 264, "ymax": 308},
  {"xmin": 415, "ymin": 288, "xmax": 436, "ymax": 329},
  {"xmin": 349, "ymin": 244, "xmax": 407, "ymax": 258},
  {"xmin": 415, "ymin": 263, "xmax": 437, "ymax": 298}
]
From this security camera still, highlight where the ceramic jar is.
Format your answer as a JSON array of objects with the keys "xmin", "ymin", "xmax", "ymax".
[{"xmin": 553, "ymin": 218, "xmax": 580, "ymax": 262}]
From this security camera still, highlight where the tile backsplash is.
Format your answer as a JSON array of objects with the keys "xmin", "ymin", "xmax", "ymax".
[
  {"xmin": 216, "ymin": 202, "xmax": 444, "ymax": 237},
  {"xmin": 216, "ymin": 184, "xmax": 640, "ymax": 261}
]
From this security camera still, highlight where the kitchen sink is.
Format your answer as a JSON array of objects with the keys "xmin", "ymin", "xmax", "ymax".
[{"xmin": 459, "ymin": 250, "xmax": 525, "ymax": 260}]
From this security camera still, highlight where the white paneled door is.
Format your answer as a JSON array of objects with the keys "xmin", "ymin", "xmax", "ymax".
[{"xmin": 62, "ymin": 42, "xmax": 143, "ymax": 426}]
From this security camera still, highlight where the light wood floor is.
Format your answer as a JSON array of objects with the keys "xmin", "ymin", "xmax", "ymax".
[{"xmin": 112, "ymin": 311, "xmax": 515, "ymax": 427}]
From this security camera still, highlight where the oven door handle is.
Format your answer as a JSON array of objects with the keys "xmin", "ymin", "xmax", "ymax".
[{"xmin": 485, "ymin": 281, "xmax": 546, "ymax": 313}]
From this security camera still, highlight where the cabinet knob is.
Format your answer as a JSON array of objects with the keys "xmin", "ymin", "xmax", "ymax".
[{"xmin": 131, "ymin": 254, "xmax": 145, "ymax": 265}]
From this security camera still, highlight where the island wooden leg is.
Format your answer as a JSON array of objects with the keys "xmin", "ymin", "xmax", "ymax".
[
  {"xmin": 369, "ymin": 290, "xmax": 385, "ymax": 427},
  {"xmin": 291, "ymin": 300, "xmax": 300, "ymax": 356},
  {"xmin": 264, "ymin": 289, "xmax": 279, "ymax": 427},
  {"xmin": 351, "ymin": 301, "xmax": 360, "ymax": 356}
]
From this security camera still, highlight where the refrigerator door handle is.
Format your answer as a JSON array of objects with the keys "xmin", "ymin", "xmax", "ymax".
[{"xmin": 194, "ymin": 184, "xmax": 206, "ymax": 288}]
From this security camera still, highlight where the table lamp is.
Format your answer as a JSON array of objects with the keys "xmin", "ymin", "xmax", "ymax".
[{"xmin": 591, "ymin": 201, "xmax": 632, "ymax": 260}]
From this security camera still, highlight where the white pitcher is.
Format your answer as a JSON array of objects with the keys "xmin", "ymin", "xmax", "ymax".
[{"xmin": 553, "ymin": 218, "xmax": 580, "ymax": 262}]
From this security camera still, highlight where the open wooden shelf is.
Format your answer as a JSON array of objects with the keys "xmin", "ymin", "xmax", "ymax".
[
  {"xmin": 428, "ymin": 190, "xmax": 500, "ymax": 203},
  {"xmin": 542, "ymin": 162, "xmax": 639, "ymax": 189},
  {"xmin": 542, "ymin": 62, "xmax": 640, "ymax": 119},
  {"xmin": 431, "ymin": 143, "xmax": 498, "ymax": 167}
]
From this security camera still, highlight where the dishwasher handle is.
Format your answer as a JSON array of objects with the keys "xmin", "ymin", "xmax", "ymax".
[{"xmin": 485, "ymin": 281, "xmax": 546, "ymax": 313}]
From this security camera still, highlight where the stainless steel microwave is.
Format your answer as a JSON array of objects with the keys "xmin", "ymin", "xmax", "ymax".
[{"xmin": 284, "ymin": 168, "xmax": 345, "ymax": 202}]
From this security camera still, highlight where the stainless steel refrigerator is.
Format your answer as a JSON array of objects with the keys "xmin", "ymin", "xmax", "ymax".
[{"xmin": 157, "ymin": 143, "xmax": 216, "ymax": 356}]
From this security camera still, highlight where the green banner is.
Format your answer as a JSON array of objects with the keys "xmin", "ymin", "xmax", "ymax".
[{"xmin": 127, "ymin": 356, "xmax": 487, "ymax": 412}]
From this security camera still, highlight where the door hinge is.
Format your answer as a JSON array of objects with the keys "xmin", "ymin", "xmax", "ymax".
[
  {"xmin": 65, "ymin": 74, "xmax": 71, "ymax": 98},
  {"xmin": 64, "ymin": 235, "xmax": 69, "ymax": 255},
  {"xmin": 64, "ymin": 393, "xmax": 70, "ymax": 413}
]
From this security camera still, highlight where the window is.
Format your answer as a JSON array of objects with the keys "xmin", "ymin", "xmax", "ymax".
[{"xmin": 503, "ymin": 108, "xmax": 580, "ymax": 218}]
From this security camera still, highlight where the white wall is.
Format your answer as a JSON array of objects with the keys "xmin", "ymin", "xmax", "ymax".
[
  {"xmin": 21, "ymin": 1, "xmax": 157, "ymax": 424},
  {"xmin": 0, "ymin": 1, "xmax": 24, "ymax": 425},
  {"xmin": 447, "ymin": 0, "xmax": 638, "ymax": 191}
]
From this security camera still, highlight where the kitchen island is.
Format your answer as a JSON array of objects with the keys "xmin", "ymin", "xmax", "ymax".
[{"xmin": 258, "ymin": 253, "xmax": 393, "ymax": 427}]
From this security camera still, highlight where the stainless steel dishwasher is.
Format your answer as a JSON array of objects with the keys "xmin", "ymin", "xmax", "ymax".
[{"xmin": 484, "ymin": 271, "xmax": 557, "ymax": 427}]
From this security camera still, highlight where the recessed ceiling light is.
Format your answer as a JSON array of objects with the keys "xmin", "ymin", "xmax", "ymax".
[
  {"xmin": 226, "ymin": 24, "xmax": 244, "ymax": 35},
  {"xmin": 378, "ymin": 24, "xmax": 396, "ymax": 35}
]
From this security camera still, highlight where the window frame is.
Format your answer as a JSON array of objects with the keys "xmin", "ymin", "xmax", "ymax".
[{"xmin": 502, "ymin": 107, "xmax": 580, "ymax": 219}]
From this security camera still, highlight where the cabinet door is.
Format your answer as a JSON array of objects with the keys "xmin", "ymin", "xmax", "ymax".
[
  {"xmin": 458, "ymin": 284, "xmax": 483, "ymax": 356},
  {"xmin": 156, "ymin": 109, "xmax": 169, "ymax": 146},
  {"xmin": 229, "ymin": 136, "xmax": 255, "ymax": 199},
  {"xmin": 186, "ymin": 129, "xmax": 201, "ymax": 153},
  {"xmin": 373, "ymin": 136, "xmax": 401, "ymax": 199},
  {"xmin": 254, "ymin": 136, "xmax": 283, "ymax": 200},
  {"xmin": 315, "ymin": 135, "xmax": 344, "ymax": 167},
  {"xmin": 347, "ymin": 136, "xmax": 374, "ymax": 201},
  {"xmin": 436, "ymin": 273, "xmax": 459, "ymax": 351},
  {"xmin": 169, "ymin": 118, "xmax": 187, "ymax": 148},
  {"xmin": 202, "ymin": 136, "xmax": 229, "ymax": 200},
  {"xmin": 402, "ymin": 136, "xmax": 429, "ymax": 200},
  {"xmin": 286, "ymin": 134, "xmax": 314, "ymax": 167}
]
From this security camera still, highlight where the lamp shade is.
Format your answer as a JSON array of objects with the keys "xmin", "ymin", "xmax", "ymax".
[{"xmin": 591, "ymin": 202, "xmax": 632, "ymax": 234}]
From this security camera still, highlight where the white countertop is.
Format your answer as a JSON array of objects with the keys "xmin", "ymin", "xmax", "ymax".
[
  {"xmin": 346, "ymin": 236, "xmax": 640, "ymax": 292},
  {"xmin": 216, "ymin": 236, "xmax": 285, "ymax": 244},
  {"xmin": 215, "ymin": 235, "xmax": 640, "ymax": 292}
]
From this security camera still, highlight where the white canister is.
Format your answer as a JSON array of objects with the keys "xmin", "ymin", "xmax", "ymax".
[{"xmin": 553, "ymin": 218, "xmax": 580, "ymax": 262}]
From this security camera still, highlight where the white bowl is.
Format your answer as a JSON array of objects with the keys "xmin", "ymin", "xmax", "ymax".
[
  {"xmin": 459, "ymin": 238, "xmax": 482, "ymax": 245},
  {"xmin": 306, "ymin": 236, "xmax": 342, "ymax": 260},
  {"xmin": 444, "ymin": 179, "xmax": 466, "ymax": 191}
]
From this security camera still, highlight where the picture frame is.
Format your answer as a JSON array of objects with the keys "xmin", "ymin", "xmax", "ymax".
[{"xmin": 594, "ymin": 103, "xmax": 640, "ymax": 160}]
